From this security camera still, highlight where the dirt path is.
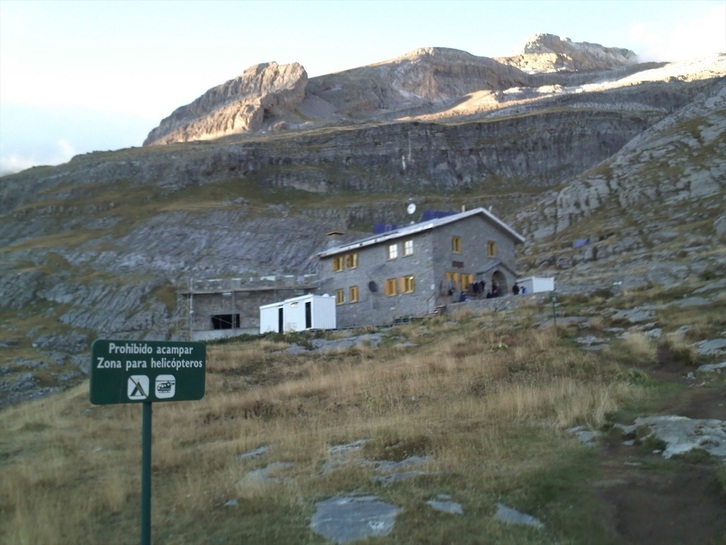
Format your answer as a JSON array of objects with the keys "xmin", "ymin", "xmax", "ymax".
[{"xmin": 592, "ymin": 372, "xmax": 726, "ymax": 545}]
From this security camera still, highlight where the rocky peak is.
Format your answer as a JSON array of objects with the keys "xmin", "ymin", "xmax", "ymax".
[
  {"xmin": 142, "ymin": 37, "xmax": 648, "ymax": 147},
  {"xmin": 143, "ymin": 61, "xmax": 307, "ymax": 146},
  {"xmin": 387, "ymin": 47, "xmax": 530, "ymax": 99},
  {"xmin": 503, "ymin": 33, "xmax": 638, "ymax": 73}
]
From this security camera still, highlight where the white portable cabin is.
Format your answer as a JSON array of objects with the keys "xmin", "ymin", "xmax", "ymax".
[
  {"xmin": 516, "ymin": 276, "xmax": 555, "ymax": 294},
  {"xmin": 259, "ymin": 294, "xmax": 336, "ymax": 334}
]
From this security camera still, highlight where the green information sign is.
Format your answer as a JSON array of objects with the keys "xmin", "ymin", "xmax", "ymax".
[{"xmin": 90, "ymin": 340, "xmax": 206, "ymax": 405}]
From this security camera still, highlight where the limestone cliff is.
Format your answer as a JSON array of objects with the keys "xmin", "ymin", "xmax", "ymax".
[
  {"xmin": 144, "ymin": 62, "xmax": 308, "ymax": 145},
  {"xmin": 501, "ymin": 33, "xmax": 637, "ymax": 73},
  {"xmin": 142, "ymin": 35, "xmax": 641, "ymax": 146}
]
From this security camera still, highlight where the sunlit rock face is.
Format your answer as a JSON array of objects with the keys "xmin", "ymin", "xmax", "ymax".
[
  {"xmin": 516, "ymin": 33, "xmax": 637, "ymax": 72},
  {"xmin": 144, "ymin": 61, "xmax": 308, "ymax": 145}
]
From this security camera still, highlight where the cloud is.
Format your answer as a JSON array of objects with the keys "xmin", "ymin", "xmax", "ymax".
[
  {"xmin": 0, "ymin": 102, "xmax": 154, "ymax": 175},
  {"xmin": 0, "ymin": 138, "xmax": 77, "ymax": 176},
  {"xmin": 629, "ymin": 4, "xmax": 726, "ymax": 61},
  {"xmin": 0, "ymin": 154, "xmax": 37, "ymax": 176}
]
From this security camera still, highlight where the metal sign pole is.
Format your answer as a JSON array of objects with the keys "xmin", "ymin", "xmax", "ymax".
[
  {"xmin": 141, "ymin": 402, "xmax": 152, "ymax": 545},
  {"xmin": 89, "ymin": 339, "xmax": 206, "ymax": 545}
]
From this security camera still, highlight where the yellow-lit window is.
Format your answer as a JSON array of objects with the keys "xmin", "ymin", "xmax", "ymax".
[
  {"xmin": 335, "ymin": 289, "xmax": 345, "ymax": 305},
  {"xmin": 401, "ymin": 275, "xmax": 415, "ymax": 293},
  {"xmin": 387, "ymin": 243, "xmax": 398, "ymax": 260},
  {"xmin": 345, "ymin": 252, "xmax": 358, "ymax": 269},
  {"xmin": 461, "ymin": 274, "xmax": 474, "ymax": 291},
  {"xmin": 403, "ymin": 239, "xmax": 414, "ymax": 256},
  {"xmin": 487, "ymin": 241, "xmax": 496, "ymax": 257},
  {"xmin": 452, "ymin": 236, "xmax": 462, "ymax": 253},
  {"xmin": 445, "ymin": 272, "xmax": 460, "ymax": 290},
  {"xmin": 385, "ymin": 278, "xmax": 397, "ymax": 296},
  {"xmin": 332, "ymin": 256, "xmax": 343, "ymax": 272},
  {"xmin": 349, "ymin": 285, "xmax": 359, "ymax": 303}
]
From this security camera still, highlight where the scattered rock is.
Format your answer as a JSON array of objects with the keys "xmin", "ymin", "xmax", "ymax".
[
  {"xmin": 493, "ymin": 502, "xmax": 545, "ymax": 529},
  {"xmin": 328, "ymin": 439, "xmax": 368, "ymax": 457},
  {"xmin": 567, "ymin": 426, "xmax": 602, "ymax": 446},
  {"xmin": 617, "ymin": 416, "xmax": 726, "ymax": 460},
  {"xmin": 237, "ymin": 445, "xmax": 270, "ymax": 460},
  {"xmin": 311, "ymin": 333, "xmax": 384, "ymax": 352},
  {"xmin": 610, "ymin": 308, "xmax": 654, "ymax": 324},
  {"xmin": 371, "ymin": 470, "xmax": 428, "ymax": 486},
  {"xmin": 426, "ymin": 495, "xmax": 464, "ymax": 515},
  {"xmin": 694, "ymin": 279, "xmax": 726, "ymax": 293},
  {"xmin": 575, "ymin": 336, "xmax": 608, "ymax": 350},
  {"xmin": 373, "ymin": 455, "xmax": 431, "ymax": 474},
  {"xmin": 286, "ymin": 344, "xmax": 308, "ymax": 355},
  {"xmin": 669, "ymin": 297, "xmax": 710, "ymax": 308},
  {"xmin": 310, "ymin": 496, "xmax": 401, "ymax": 544},
  {"xmin": 236, "ymin": 461, "xmax": 295, "ymax": 487},
  {"xmin": 695, "ymin": 339, "xmax": 726, "ymax": 357},
  {"xmin": 698, "ymin": 361, "xmax": 726, "ymax": 373}
]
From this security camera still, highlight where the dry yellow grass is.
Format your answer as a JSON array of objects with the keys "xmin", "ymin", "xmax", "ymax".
[
  {"xmin": 621, "ymin": 331, "xmax": 656, "ymax": 361},
  {"xmin": 0, "ymin": 311, "xmax": 650, "ymax": 544}
]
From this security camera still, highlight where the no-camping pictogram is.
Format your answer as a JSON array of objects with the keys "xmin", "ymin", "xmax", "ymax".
[{"xmin": 128, "ymin": 375, "xmax": 149, "ymax": 400}]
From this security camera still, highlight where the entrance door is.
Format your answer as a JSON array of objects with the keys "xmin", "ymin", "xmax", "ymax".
[
  {"xmin": 491, "ymin": 270, "xmax": 507, "ymax": 297},
  {"xmin": 305, "ymin": 301, "xmax": 312, "ymax": 329},
  {"xmin": 278, "ymin": 307, "xmax": 284, "ymax": 333}
]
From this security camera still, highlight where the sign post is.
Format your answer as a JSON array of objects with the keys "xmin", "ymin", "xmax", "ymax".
[
  {"xmin": 550, "ymin": 291, "xmax": 558, "ymax": 327},
  {"xmin": 90, "ymin": 340, "xmax": 206, "ymax": 545}
]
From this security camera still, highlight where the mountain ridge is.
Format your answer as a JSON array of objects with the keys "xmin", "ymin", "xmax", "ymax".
[
  {"xmin": 0, "ymin": 34, "xmax": 724, "ymax": 407},
  {"xmin": 142, "ymin": 34, "xmax": 646, "ymax": 146}
]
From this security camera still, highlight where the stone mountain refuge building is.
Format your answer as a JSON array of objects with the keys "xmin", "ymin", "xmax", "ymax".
[{"xmin": 317, "ymin": 207, "xmax": 525, "ymax": 329}]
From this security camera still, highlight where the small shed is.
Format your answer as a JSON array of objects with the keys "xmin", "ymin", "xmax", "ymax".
[
  {"xmin": 516, "ymin": 276, "xmax": 555, "ymax": 294},
  {"xmin": 260, "ymin": 294, "xmax": 336, "ymax": 334}
]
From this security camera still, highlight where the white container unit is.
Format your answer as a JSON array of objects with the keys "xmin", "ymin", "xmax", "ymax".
[
  {"xmin": 259, "ymin": 294, "xmax": 336, "ymax": 334},
  {"xmin": 516, "ymin": 276, "xmax": 555, "ymax": 294}
]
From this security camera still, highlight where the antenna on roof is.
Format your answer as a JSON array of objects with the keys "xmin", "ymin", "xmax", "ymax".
[{"xmin": 406, "ymin": 199, "xmax": 416, "ymax": 224}]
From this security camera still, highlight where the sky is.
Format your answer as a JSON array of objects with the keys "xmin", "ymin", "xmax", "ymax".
[{"xmin": 1, "ymin": 0, "xmax": 725, "ymax": 175}]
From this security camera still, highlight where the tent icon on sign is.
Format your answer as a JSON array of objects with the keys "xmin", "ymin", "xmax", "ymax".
[
  {"xmin": 128, "ymin": 376, "xmax": 149, "ymax": 400},
  {"xmin": 155, "ymin": 375, "xmax": 176, "ymax": 399}
]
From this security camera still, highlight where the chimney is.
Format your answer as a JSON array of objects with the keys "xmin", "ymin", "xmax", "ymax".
[{"xmin": 326, "ymin": 230, "xmax": 345, "ymax": 249}]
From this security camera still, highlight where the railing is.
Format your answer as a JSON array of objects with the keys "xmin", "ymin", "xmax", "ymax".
[{"xmin": 188, "ymin": 273, "xmax": 319, "ymax": 293}]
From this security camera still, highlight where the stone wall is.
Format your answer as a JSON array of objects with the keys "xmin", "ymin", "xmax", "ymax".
[{"xmin": 318, "ymin": 214, "xmax": 521, "ymax": 328}]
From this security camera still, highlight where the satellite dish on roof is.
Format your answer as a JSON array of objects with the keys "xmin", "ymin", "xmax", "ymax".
[{"xmin": 407, "ymin": 202, "xmax": 416, "ymax": 215}]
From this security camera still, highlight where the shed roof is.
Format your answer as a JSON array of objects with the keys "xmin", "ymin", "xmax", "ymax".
[{"xmin": 318, "ymin": 207, "xmax": 525, "ymax": 258}]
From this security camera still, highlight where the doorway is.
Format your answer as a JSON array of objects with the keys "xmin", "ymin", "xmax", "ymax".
[{"xmin": 491, "ymin": 271, "xmax": 507, "ymax": 297}]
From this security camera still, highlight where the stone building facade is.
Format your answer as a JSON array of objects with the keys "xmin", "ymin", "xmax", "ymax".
[
  {"xmin": 180, "ymin": 275, "xmax": 317, "ymax": 341},
  {"xmin": 317, "ymin": 208, "xmax": 525, "ymax": 328}
]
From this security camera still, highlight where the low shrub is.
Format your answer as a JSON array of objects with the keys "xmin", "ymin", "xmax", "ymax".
[{"xmin": 656, "ymin": 337, "xmax": 698, "ymax": 367}]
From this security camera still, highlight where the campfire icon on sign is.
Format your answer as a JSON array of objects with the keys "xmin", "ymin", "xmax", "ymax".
[{"xmin": 155, "ymin": 375, "xmax": 176, "ymax": 399}]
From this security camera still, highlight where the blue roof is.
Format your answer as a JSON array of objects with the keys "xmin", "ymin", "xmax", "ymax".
[{"xmin": 318, "ymin": 207, "xmax": 525, "ymax": 258}]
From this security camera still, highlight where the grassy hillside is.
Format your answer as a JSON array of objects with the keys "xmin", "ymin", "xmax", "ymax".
[{"xmin": 2, "ymin": 288, "xmax": 724, "ymax": 544}]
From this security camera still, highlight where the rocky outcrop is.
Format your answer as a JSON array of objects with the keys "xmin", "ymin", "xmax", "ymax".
[
  {"xmin": 142, "ymin": 36, "xmax": 644, "ymax": 147},
  {"xmin": 502, "ymin": 33, "xmax": 637, "ymax": 73},
  {"xmin": 518, "ymin": 76, "xmax": 726, "ymax": 240},
  {"xmin": 144, "ymin": 62, "xmax": 308, "ymax": 145}
]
